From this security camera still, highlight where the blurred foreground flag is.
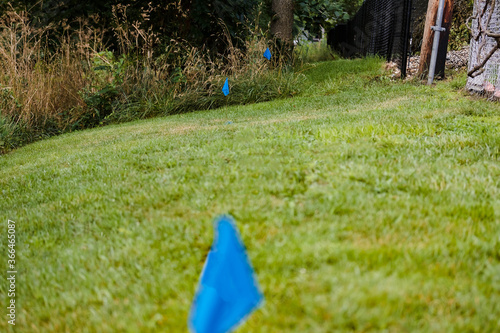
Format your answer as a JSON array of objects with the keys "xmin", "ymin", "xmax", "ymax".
[
  {"xmin": 263, "ymin": 48, "xmax": 272, "ymax": 60},
  {"xmin": 189, "ymin": 215, "xmax": 264, "ymax": 333},
  {"xmin": 222, "ymin": 78, "xmax": 230, "ymax": 96}
]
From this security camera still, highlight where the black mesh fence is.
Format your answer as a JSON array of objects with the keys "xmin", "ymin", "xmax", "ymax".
[{"xmin": 328, "ymin": 0, "xmax": 429, "ymax": 77}]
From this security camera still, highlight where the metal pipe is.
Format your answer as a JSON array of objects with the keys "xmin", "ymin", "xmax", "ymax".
[{"xmin": 427, "ymin": 0, "xmax": 446, "ymax": 85}]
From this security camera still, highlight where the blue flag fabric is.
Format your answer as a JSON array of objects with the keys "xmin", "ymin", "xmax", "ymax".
[
  {"xmin": 189, "ymin": 215, "xmax": 264, "ymax": 333},
  {"xmin": 263, "ymin": 48, "xmax": 272, "ymax": 61},
  {"xmin": 222, "ymin": 78, "xmax": 230, "ymax": 96}
]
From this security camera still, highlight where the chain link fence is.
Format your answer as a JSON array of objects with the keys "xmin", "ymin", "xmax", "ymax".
[{"xmin": 328, "ymin": 0, "xmax": 429, "ymax": 77}]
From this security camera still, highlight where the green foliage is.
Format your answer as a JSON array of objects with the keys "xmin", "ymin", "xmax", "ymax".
[
  {"xmin": 91, "ymin": 51, "xmax": 126, "ymax": 86},
  {"xmin": 449, "ymin": 23, "xmax": 471, "ymax": 51},
  {"xmin": 0, "ymin": 86, "xmax": 23, "ymax": 152},
  {"xmin": 448, "ymin": 0, "xmax": 474, "ymax": 51},
  {"xmin": 75, "ymin": 51, "xmax": 126, "ymax": 129},
  {"xmin": 0, "ymin": 85, "xmax": 21, "ymax": 111},
  {"xmin": 189, "ymin": 0, "xmax": 260, "ymax": 48},
  {"xmin": 294, "ymin": 0, "xmax": 363, "ymax": 39},
  {"xmin": 77, "ymin": 86, "xmax": 120, "ymax": 128},
  {"xmin": 0, "ymin": 0, "xmax": 9, "ymax": 12},
  {"xmin": 294, "ymin": 0, "xmax": 345, "ymax": 37},
  {"xmin": 0, "ymin": 115, "xmax": 58, "ymax": 153}
]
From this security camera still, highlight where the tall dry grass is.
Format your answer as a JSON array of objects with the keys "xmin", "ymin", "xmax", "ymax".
[{"xmin": 0, "ymin": 12, "xmax": 99, "ymax": 131}]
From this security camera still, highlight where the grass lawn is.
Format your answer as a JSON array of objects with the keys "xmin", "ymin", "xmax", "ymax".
[{"xmin": 1, "ymin": 58, "xmax": 499, "ymax": 332}]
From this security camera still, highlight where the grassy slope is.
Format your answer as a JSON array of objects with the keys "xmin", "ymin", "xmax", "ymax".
[{"xmin": 1, "ymin": 58, "xmax": 499, "ymax": 332}]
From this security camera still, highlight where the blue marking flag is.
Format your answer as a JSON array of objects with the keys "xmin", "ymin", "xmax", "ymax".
[
  {"xmin": 189, "ymin": 215, "xmax": 264, "ymax": 333},
  {"xmin": 222, "ymin": 78, "xmax": 230, "ymax": 96},
  {"xmin": 263, "ymin": 47, "xmax": 272, "ymax": 61}
]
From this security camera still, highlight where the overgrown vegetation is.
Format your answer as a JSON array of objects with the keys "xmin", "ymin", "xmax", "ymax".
[
  {"xmin": 1, "ymin": 59, "xmax": 499, "ymax": 332},
  {"xmin": 0, "ymin": 9, "xmax": 302, "ymax": 153},
  {"xmin": 294, "ymin": 0, "xmax": 363, "ymax": 38},
  {"xmin": 0, "ymin": 0, "xmax": 370, "ymax": 153}
]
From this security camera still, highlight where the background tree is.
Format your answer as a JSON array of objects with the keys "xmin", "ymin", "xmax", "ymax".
[{"xmin": 271, "ymin": 0, "xmax": 293, "ymax": 42}]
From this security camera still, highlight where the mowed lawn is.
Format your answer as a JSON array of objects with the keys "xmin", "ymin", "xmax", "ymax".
[{"xmin": 1, "ymin": 58, "xmax": 499, "ymax": 332}]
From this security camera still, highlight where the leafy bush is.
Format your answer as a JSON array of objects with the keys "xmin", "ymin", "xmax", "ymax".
[
  {"xmin": 448, "ymin": 0, "xmax": 474, "ymax": 51},
  {"xmin": 293, "ymin": 0, "xmax": 363, "ymax": 38}
]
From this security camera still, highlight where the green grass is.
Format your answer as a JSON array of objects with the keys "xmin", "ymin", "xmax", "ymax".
[{"xmin": 1, "ymin": 58, "xmax": 499, "ymax": 332}]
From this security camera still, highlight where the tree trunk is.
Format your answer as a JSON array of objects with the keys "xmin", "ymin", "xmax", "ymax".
[
  {"xmin": 418, "ymin": 0, "xmax": 439, "ymax": 76},
  {"xmin": 271, "ymin": 0, "xmax": 293, "ymax": 42},
  {"xmin": 270, "ymin": 0, "xmax": 294, "ymax": 63}
]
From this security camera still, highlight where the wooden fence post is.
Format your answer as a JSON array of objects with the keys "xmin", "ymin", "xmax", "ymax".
[{"xmin": 418, "ymin": 0, "xmax": 454, "ymax": 78}]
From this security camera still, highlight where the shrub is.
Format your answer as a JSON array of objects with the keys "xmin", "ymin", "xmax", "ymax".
[{"xmin": 448, "ymin": 0, "xmax": 474, "ymax": 51}]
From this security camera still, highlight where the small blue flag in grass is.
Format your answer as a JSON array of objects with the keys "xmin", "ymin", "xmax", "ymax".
[
  {"xmin": 263, "ymin": 47, "xmax": 272, "ymax": 61},
  {"xmin": 222, "ymin": 78, "xmax": 230, "ymax": 96},
  {"xmin": 189, "ymin": 215, "xmax": 264, "ymax": 333}
]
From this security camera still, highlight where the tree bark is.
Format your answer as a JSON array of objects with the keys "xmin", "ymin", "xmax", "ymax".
[{"xmin": 270, "ymin": 0, "xmax": 294, "ymax": 42}]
